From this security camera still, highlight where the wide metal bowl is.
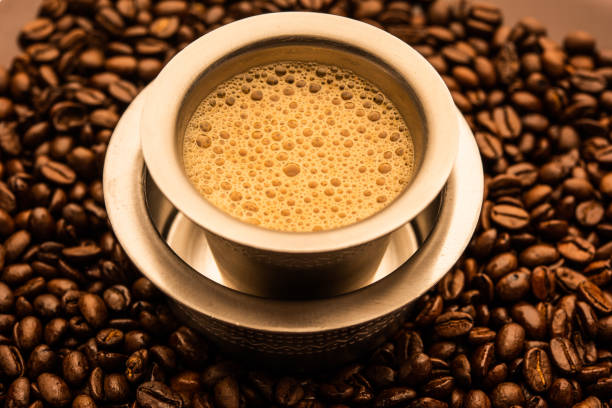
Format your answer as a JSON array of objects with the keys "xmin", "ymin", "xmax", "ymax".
[{"xmin": 139, "ymin": 12, "xmax": 461, "ymax": 298}]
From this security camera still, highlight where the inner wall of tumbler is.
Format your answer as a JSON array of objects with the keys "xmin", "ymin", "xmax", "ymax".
[{"xmin": 175, "ymin": 38, "xmax": 427, "ymax": 195}]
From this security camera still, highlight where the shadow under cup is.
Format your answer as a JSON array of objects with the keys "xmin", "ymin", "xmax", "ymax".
[{"xmin": 173, "ymin": 41, "xmax": 430, "ymax": 298}]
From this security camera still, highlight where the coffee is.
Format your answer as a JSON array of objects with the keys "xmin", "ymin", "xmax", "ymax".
[{"xmin": 183, "ymin": 62, "xmax": 414, "ymax": 232}]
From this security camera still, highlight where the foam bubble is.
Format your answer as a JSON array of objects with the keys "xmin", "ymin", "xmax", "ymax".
[{"xmin": 183, "ymin": 61, "xmax": 415, "ymax": 231}]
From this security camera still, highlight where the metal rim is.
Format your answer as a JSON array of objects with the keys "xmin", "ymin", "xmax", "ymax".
[
  {"xmin": 104, "ymin": 88, "xmax": 481, "ymax": 334},
  {"xmin": 140, "ymin": 12, "xmax": 460, "ymax": 253}
]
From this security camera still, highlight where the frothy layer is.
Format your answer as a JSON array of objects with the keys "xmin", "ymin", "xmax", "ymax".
[{"xmin": 183, "ymin": 62, "xmax": 415, "ymax": 232}]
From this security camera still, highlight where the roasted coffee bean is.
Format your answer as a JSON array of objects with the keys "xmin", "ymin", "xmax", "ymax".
[
  {"xmin": 575, "ymin": 200, "xmax": 604, "ymax": 227},
  {"xmin": 464, "ymin": 389, "xmax": 491, "ymax": 408},
  {"xmin": 485, "ymin": 252, "xmax": 518, "ymax": 280},
  {"xmin": 551, "ymin": 307, "xmax": 570, "ymax": 338},
  {"xmin": 0, "ymin": 282, "xmax": 14, "ymax": 312},
  {"xmin": 96, "ymin": 7, "xmax": 125, "ymax": 35},
  {"xmin": 137, "ymin": 381, "xmax": 183, "ymax": 407},
  {"xmin": 124, "ymin": 330, "xmax": 150, "ymax": 354},
  {"xmin": 575, "ymin": 300, "xmax": 599, "ymax": 338},
  {"xmin": 125, "ymin": 348, "xmax": 149, "ymax": 383},
  {"xmin": 104, "ymin": 373, "xmax": 130, "ymax": 403},
  {"xmin": 105, "ymin": 55, "xmax": 137, "ymax": 75},
  {"xmin": 577, "ymin": 363, "xmax": 611, "ymax": 383},
  {"xmin": 398, "ymin": 352, "xmax": 431, "ymax": 386},
  {"xmin": 571, "ymin": 70, "xmax": 607, "ymax": 93},
  {"xmin": 490, "ymin": 382, "xmax": 524, "ymax": 408},
  {"xmin": 72, "ymin": 394, "xmax": 96, "ymax": 408},
  {"xmin": 414, "ymin": 295, "xmax": 443, "ymax": 326},
  {"xmin": 109, "ymin": 79, "xmax": 139, "ymax": 104},
  {"xmin": 496, "ymin": 270, "xmax": 530, "ymax": 302},
  {"xmin": 14, "ymin": 316, "xmax": 42, "ymax": 351},
  {"xmin": 96, "ymin": 327, "xmax": 124, "ymax": 350},
  {"xmin": 439, "ymin": 269, "xmax": 464, "ymax": 301},
  {"xmin": 519, "ymin": 244, "xmax": 559, "ymax": 267},
  {"xmin": 131, "ymin": 277, "xmax": 160, "ymax": 300},
  {"xmin": 511, "ymin": 302, "xmax": 547, "ymax": 339},
  {"xmin": 548, "ymin": 377, "xmax": 574, "ymax": 407},
  {"xmin": 472, "ymin": 342, "xmax": 495, "ymax": 379},
  {"xmin": 27, "ymin": 344, "xmax": 56, "ymax": 378},
  {"xmin": 37, "ymin": 373, "xmax": 71, "ymax": 407},
  {"xmin": 422, "ymin": 376, "xmax": 454, "ymax": 399},
  {"xmin": 40, "ymin": 161, "xmax": 76, "ymax": 185},
  {"xmin": 374, "ymin": 387, "xmax": 416, "ymax": 408},
  {"xmin": 169, "ymin": 326, "xmax": 207, "ymax": 366},
  {"xmin": 557, "ymin": 236, "xmax": 595, "ymax": 263},
  {"xmin": 555, "ymin": 267, "xmax": 587, "ymax": 291},
  {"xmin": 75, "ymin": 88, "xmax": 107, "ymax": 107},
  {"xmin": 0, "ymin": 314, "xmax": 16, "ymax": 333},
  {"xmin": 531, "ymin": 266, "xmax": 556, "ymax": 300},
  {"xmin": 138, "ymin": 58, "xmax": 163, "ymax": 80},
  {"xmin": 62, "ymin": 245, "xmax": 101, "ymax": 262},
  {"xmin": 550, "ymin": 337, "xmax": 583, "ymax": 374},
  {"xmin": 451, "ymin": 353, "xmax": 471, "ymax": 387},
  {"xmin": 523, "ymin": 348, "xmax": 553, "ymax": 392},
  {"xmin": 491, "ymin": 204, "xmax": 529, "ymax": 230},
  {"xmin": 21, "ymin": 17, "xmax": 55, "ymax": 41},
  {"xmin": 6, "ymin": 376, "xmax": 30, "ymax": 407},
  {"xmin": 475, "ymin": 132, "xmax": 503, "ymax": 160},
  {"xmin": 0, "ymin": 345, "xmax": 25, "ymax": 377},
  {"xmin": 573, "ymin": 396, "xmax": 603, "ymax": 408},
  {"xmin": 565, "ymin": 30, "xmax": 596, "ymax": 53},
  {"xmin": 578, "ymin": 280, "xmax": 612, "ymax": 313},
  {"xmin": 434, "ymin": 312, "xmax": 474, "ymax": 337},
  {"xmin": 411, "ymin": 397, "xmax": 448, "ymax": 408},
  {"xmin": 90, "ymin": 109, "xmax": 119, "ymax": 128},
  {"xmin": 62, "ymin": 350, "xmax": 88, "ymax": 386},
  {"xmin": 88, "ymin": 366, "xmax": 105, "ymax": 401},
  {"xmin": 429, "ymin": 341, "xmax": 456, "ymax": 360},
  {"xmin": 5, "ymin": 230, "xmax": 31, "ymax": 262},
  {"xmin": 26, "ymin": 43, "xmax": 60, "ymax": 63},
  {"xmin": 482, "ymin": 362, "xmax": 508, "ymax": 389},
  {"xmin": 2, "ymin": 264, "xmax": 33, "ymax": 286},
  {"xmin": 150, "ymin": 344, "xmax": 176, "ymax": 371},
  {"xmin": 150, "ymin": 16, "xmax": 180, "ymax": 38},
  {"xmin": 496, "ymin": 323, "xmax": 526, "ymax": 361},
  {"xmin": 33, "ymin": 294, "xmax": 60, "ymax": 318},
  {"xmin": 78, "ymin": 293, "xmax": 107, "ymax": 328},
  {"xmin": 469, "ymin": 326, "xmax": 496, "ymax": 344},
  {"xmin": 50, "ymin": 102, "xmax": 86, "ymax": 131},
  {"xmin": 29, "ymin": 208, "xmax": 55, "ymax": 240}
]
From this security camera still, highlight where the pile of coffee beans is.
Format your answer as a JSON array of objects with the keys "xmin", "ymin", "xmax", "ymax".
[{"xmin": 0, "ymin": 0, "xmax": 611, "ymax": 407}]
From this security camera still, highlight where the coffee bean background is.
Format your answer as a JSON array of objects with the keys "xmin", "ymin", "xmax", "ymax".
[{"xmin": 1, "ymin": 0, "xmax": 612, "ymax": 407}]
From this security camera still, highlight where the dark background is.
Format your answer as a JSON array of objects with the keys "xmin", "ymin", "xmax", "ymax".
[{"xmin": 1, "ymin": 0, "xmax": 612, "ymax": 66}]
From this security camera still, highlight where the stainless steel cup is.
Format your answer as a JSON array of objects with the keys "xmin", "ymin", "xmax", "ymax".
[{"xmin": 140, "ymin": 12, "xmax": 460, "ymax": 298}]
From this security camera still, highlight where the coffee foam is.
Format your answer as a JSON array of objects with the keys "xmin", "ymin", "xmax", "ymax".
[{"xmin": 183, "ymin": 62, "xmax": 415, "ymax": 232}]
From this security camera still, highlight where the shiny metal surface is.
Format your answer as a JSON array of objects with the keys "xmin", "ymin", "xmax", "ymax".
[
  {"xmin": 146, "ymin": 171, "xmax": 425, "ymax": 294},
  {"xmin": 103, "ymin": 86, "xmax": 482, "ymax": 368},
  {"xmin": 140, "ymin": 12, "xmax": 460, "ymax": 297}
]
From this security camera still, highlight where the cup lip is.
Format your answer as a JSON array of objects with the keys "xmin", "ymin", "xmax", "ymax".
[{"xmin": 141, "ymin": 12, "xmax": 459, "ymax": 254}]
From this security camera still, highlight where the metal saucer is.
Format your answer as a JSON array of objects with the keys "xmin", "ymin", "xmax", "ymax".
[{"xmin": 103, "ymin": 88, "xmax": 483, "ymax": 369}]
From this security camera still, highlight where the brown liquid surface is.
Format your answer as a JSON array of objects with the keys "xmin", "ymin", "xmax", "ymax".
[{"xmin": 183, "ymin": 62, "xmax": 414, "ymax": 232}]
